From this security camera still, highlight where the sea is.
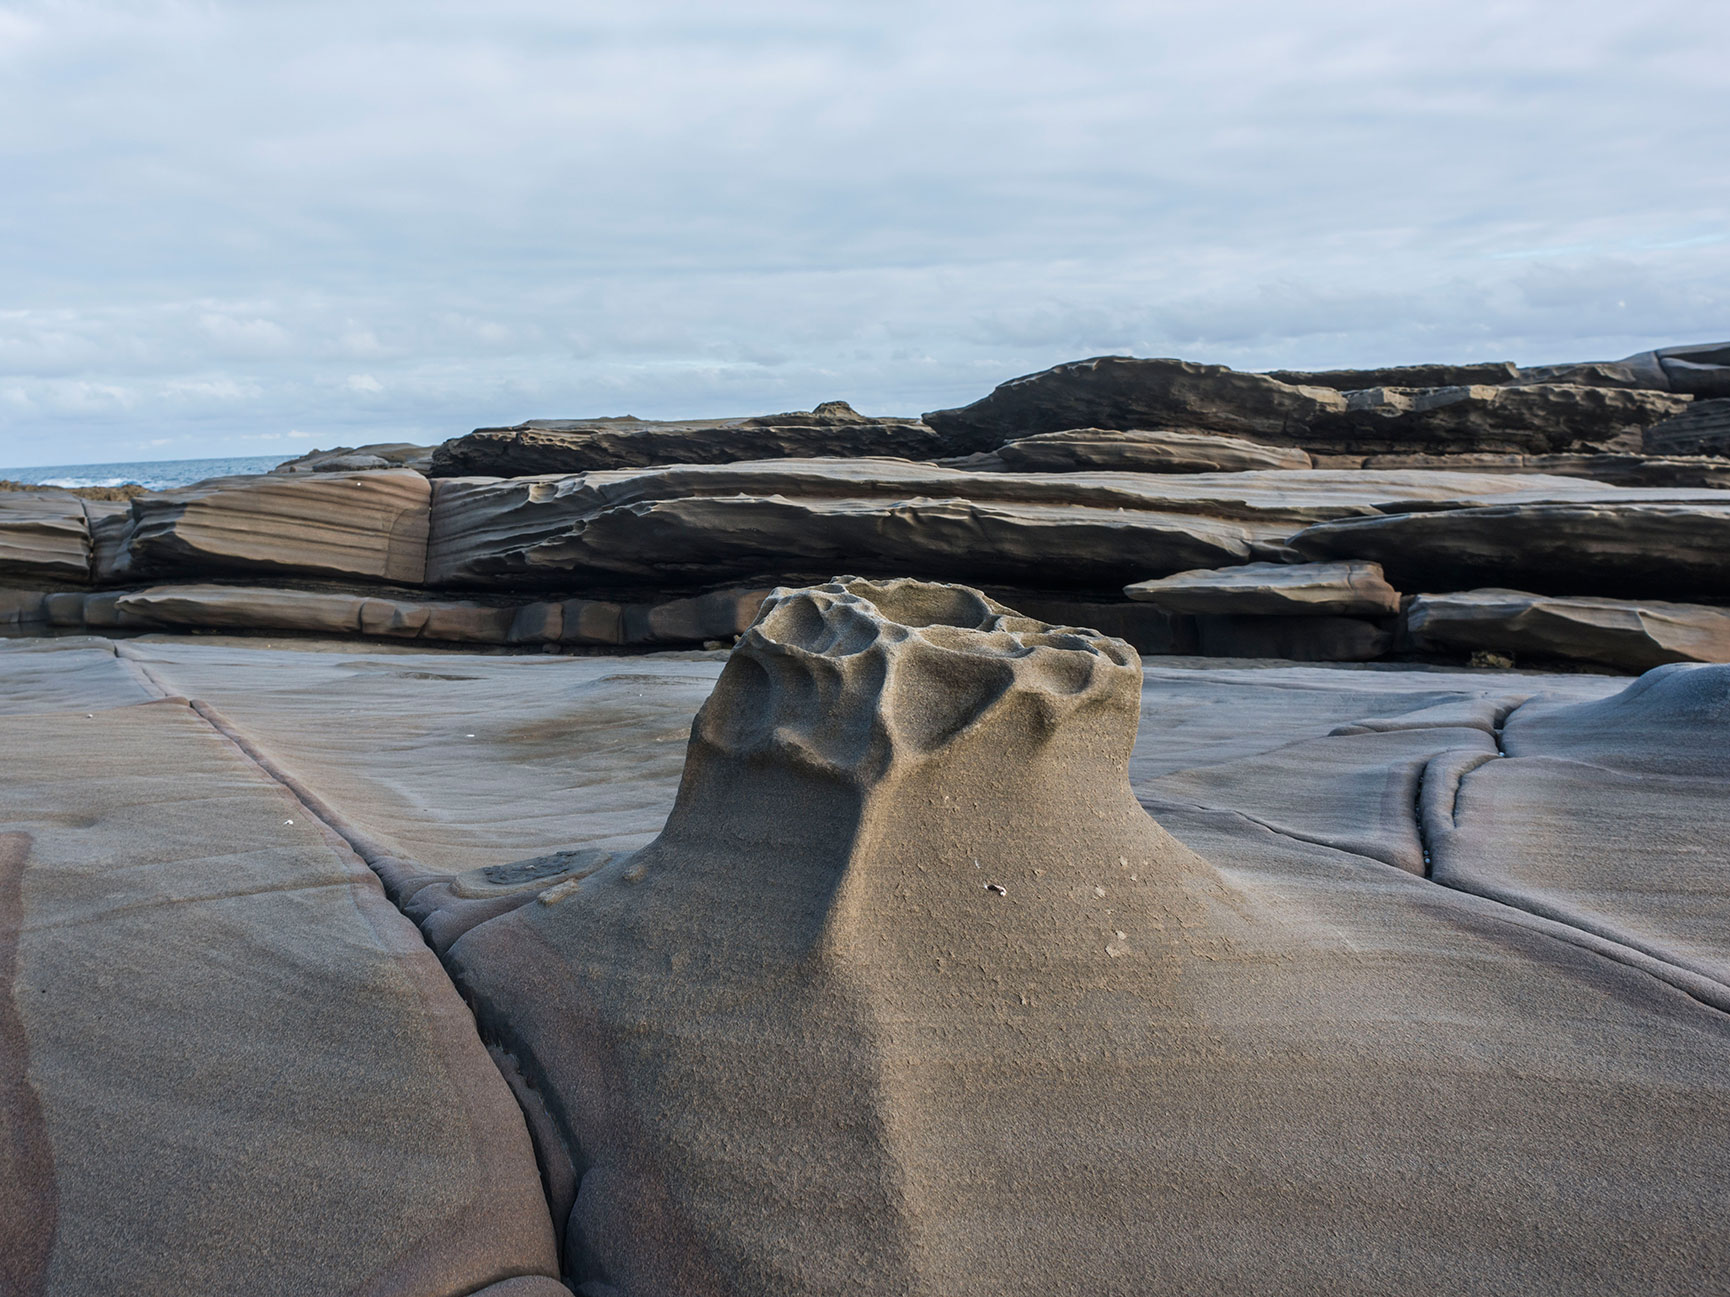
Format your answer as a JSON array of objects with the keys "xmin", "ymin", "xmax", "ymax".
[{"xmin": 0, "ymin": 454, "xmax": 289, "ymax": 491}]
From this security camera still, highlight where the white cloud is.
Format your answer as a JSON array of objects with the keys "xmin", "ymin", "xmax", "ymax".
[{"xmin": 0, "ymin": 0, "xmax": 1726, "ymax": 463}]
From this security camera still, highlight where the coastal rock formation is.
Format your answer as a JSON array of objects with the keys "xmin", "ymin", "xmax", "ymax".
[
  {"xmin": 1310, "ymin": 451, "xmax": 1730, "ymax": 490},
  {"xmin": 424, "ymin": 459, "xmax": 1682, "ymax": 593},
  {"xmin": 428, "ymin": 402, "xmax": 944, "ymax": 476},
  {"xmin": 45, "ymin": 582, "xmax": 769, "ymax": 648},
  {"xmin": 1405, "ymin": 589, "xmax": 1730, "ymax": 670},
  {"xmin": 1264, "ymin": 361, "xmax": 1520, "ymax": 389},
  {"xmin": 1644, "ymin": 398, "xmax": 1730, "ymax": 456},
  {"xmin": 450, "ymin": 579, "xmax": 1231, "ymax": 1292},
  {"xmin": 0, "ymin": 489, "xmax": 92, "ymax": 582},
  {"xmin": 1126, "ymin": 560, "xmax": 1401, "ymax": 616},
  {"xmin": 923, "ymin": 356, "xmax": 1690, "ymax": 455},
  {"xmin": 1515, "ymin": 340, "xmax": 1730, "ymax": 397},
  {"xmin": 271, "ymin": 442, "xmax": 435, "ymax": 474},
  {"xmin": 1289, "ymin": 501, "xmax": 1730, "ymax": 599},
  {"xmin": 1428, "ymin": 665, "xmax": 1730, "ymax": 987},
  {"xmin": 110, "ymin": 469, "xmax": 430, "ymax": 585},
  {"xmin": 980, "ymin": 426, "xmax": 1312, "ymax": 473},
  {"xmin": 923, "ymin": 357, "xmax": 1343, "ymax": 445},
  {"xmin": 0, "ymin": 643, "xmax": 560, "ymax": 1295},
  {"xmin": 1302, "ymin": 383, "xmax": 1689, "ymax": 455}
]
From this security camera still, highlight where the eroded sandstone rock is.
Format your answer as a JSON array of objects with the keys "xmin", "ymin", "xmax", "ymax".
[
  {"xmin": 429, "ymin": 402, "xmax": 944, "ymax": 476},
  {"xmin": 0, "ymin": 490, "xmax": 91, "ymax": 583},
  {"xmin": 985, "ymin": 427, "xmax": 1312, "ymax": 473},
  {"xmin": 923, "ymin": 356, "xmax": 1689, "ymax": 455},
  {"xmin": 1290, "ymin": 501, "xmax": 1730, "ymax": 599},
  {"xmin": 449, "ymin": 578, "xmax": 1229, "ymax": 1291},
  {"xmin": 1406, "ymin": 589, "xmax": 1730, "ymax": 671},
  {"xmin": 1126, "ymin": 560, "xmax": 1401, "ymax": 617},
  {"xmin": 425, "ymin": 459, "xmax": 1678, "ymax": 593},
  {"xmin": 111, "ymin": 469, "xmax": 430, "ymax": 585}
]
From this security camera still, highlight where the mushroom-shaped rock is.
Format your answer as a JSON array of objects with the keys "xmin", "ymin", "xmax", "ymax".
[{"xmin": 449, "ymin": 577, "xmax": 1229, "ymax": 1294}]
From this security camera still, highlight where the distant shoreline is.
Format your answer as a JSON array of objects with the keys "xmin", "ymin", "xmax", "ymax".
[{"xmin": 0, "ymin": 453, "xmax": 289, "ymax": 491}]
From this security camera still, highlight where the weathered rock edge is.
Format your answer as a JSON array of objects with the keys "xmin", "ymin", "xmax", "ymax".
[{"xmin": 448, "ymin": 578, "xmax": 1223, "ymax": 1293}]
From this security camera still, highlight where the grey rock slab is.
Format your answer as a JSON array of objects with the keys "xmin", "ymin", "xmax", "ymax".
[
  {"xmin": 1263, "ymin": 361, "xmax": 1520, "ymax": 390},
  {"xmin": 1343, "ymin": 452, "xmax": 1730, "ymax": 490},
  {"xmin": 112, "ymin": 469, "xmax": 430, "ymax": 585},
  {"xmin": 1407, "ymin": 589, "xmax": 1730, "ymax": 671},
  {"xmin": 923, "ymin": 355, "xmax": 1346, "ymax": 446},
  {"xmin": 923, "ymin": 356, "xmax": 1689, "ymax": 455},
  {"xmin": 0, "ymin": 644, "xmax": 559, "ymax": 1296},
  {"xmin": 1644, "ymin": 398, "xmax": 1730, "ymax": 456},
  {"xmin": 1290, "ymin": 501, "xmax": 1730, "ymax": 599},
  {"xmin": 1126, "ymin": 560, "xmax": 1400, "ymax": 616},
  {"xmin": 272, "ymin": 442, "xmax": 435, "ymax": 474},
  {"xmin": 429, "ymin": 403, "xmax": 946, "ymax": 476},
  {"xmin": 989, "ymin": 426, "xmax": 1312, "ymax": 473},
  {"xmin": 1300, "ymin": 383, "xmax": 1690, "ymax": 456},
  {"xmin": 426, "ymin": 458, "xmax": 1673, "ymax": 591},
  {"xmin": 0, "ymin": 491, "xmax": 90, "ymax": 583},
  {"xmin": 117, "ymin": 639, "xmax": 725, "ymax": 873},
  {"xmin": 1431, "ymin": 664, "xmax": 1730, "ymax": 986}
]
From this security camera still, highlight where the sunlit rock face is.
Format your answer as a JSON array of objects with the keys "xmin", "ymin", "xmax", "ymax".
[{"xmin": 450, "ymin": 578, "xmax": 1232, "ymax": 1296}]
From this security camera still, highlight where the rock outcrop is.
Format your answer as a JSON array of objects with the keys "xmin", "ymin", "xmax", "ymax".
[
  {"xmin": 1405, "ymin": 589, "xmax": 1730, "ymax": 671},
  {"xmin": 0, "ymin": 647, "xmax": 561, "ymax": 1295},
  {"xmin": 0, "ymin": 490, "xmax": 93, "ymax": 583},
  {"xmin": 923, "ymin": 356, "xmax": 1691, "ymax": 456},
  {"xmin": 271, "ymin": 442, "xmax": 435, "ymax": 474},
  {"xmin": 1515, "ymin": 340, "xmax": 1730, "ymax": 398},
  {"xmin": 425, "ymin": 459, "xmax": 1681, "ymax": 593},
  {"xmin": 1126, "ymin": 560, "xmax": 1401, "ymax": 616},
  {"xmin": 48, "ymin": 582, "xmax": 768, "ymax": 648},
  {"xmin": 450, "ymin": 578, "xmax": 1232, "ymax": 1292},
  {"xmin": 428, "ymin": 402, "xmax": 945, "ymax": 477},
  {"xmin": 1644, "ymin": 398, "xmax": 1730, "ymax": 456},
  {"xmin": 1289, "ymin": 501, "xmax": 1730, "ymax": 599},
  {"xmin": 980, "ymin": 426, "xmax": 1312, "ymax": 473},
  {"xmin": 1264, "ymin": 361, "xmax": 1521, "ymax": 390},
  {"xmin": 1311, "ymin": 452, "xmax": 1730, "ymax": 490},
  {"xmin": 110, "ymin": 469, "xmax": 430, "ymax": 585},
  {"xmin": 923, "ymin": 357, "xmax": 1342, "ymax": 446}
]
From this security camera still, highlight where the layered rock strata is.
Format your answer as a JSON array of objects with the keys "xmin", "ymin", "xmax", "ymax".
[
  {"xmin": 1405, "ymin": 590, "xmax": 1730, "ymax": 671},
  {"xmin": 1125, "ymin": 560, "xmax": 1401, "ymax": 616},
  {"xmin": 0, "ymin": 643, "xmax": 561, "ymax": 1295},
  {"xmin": 37, "ymin": 582, "xmax": 770, "ymax": 648},
  {"xmin": 424, "ymin": 460, "xmax": 1701, "ymax": 591},
  {"xmin": 107, "ymin": 469, "xmax": 430, "ymax": 585},
  {"xmin": 979, "ymin": 426, "xmax": 1313, "ymax": 473},
  {"xmin": 0, "ymin": 490, "xmax": 95, "ymax": 582},
  {"xmin": 1290, "ymin": 501, "xmax": 1730, "ymax": 599},
  {"xmin": 922, "ymin": 356, "xmax": 1691, "ymax": 455},
  {"xmin": 429, "ymin": 402, "xmax": 945, "ymax": 477}
]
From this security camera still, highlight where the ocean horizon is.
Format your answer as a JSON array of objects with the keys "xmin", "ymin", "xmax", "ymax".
[{"xmin": 0, "ymin": 453, "xmax": 292, "ymax": 491}]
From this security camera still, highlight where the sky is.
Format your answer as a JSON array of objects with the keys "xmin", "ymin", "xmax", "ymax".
[{"xmin": 1, "ymin": 0, "xmax": 1727, "ymax": 467}]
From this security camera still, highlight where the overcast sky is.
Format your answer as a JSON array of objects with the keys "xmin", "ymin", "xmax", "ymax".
[{"xmin": 2, "ymin": 0, "xmax": 1726, "ymax": 466}]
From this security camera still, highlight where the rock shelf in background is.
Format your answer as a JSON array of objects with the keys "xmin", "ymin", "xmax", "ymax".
[
  {"xmin": 923, "ymin": 355, "xmax": 1692, "ymax": 455},
  {"xmin": 428, "ymin": 401, "xmax": 947, "ymax": 476},
  {"xmin": 0, "ymin": 490, "xmax": 97, "ymax": 582},
  {"xmin": 978, "ymin": 426, "xmax": 1313, "ymax": 473},
  {"xmin": 449, "ymin": 579, "xmax": 1229, "ymax": 1292},
  {"xmin": 1126, "ymin": 560, "xmax": 1401, "ymax": 616},
  {"xmin": 1290, "ymin": 501, "xmax": 1730, "ymax": 599},
  {"xmin": 108, "ymin": 468, "xmax": 430, "ymax": 585},
  {"xmin": 1405, "ymin": 589, "xmax": 1730, "ymax": 671}
]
